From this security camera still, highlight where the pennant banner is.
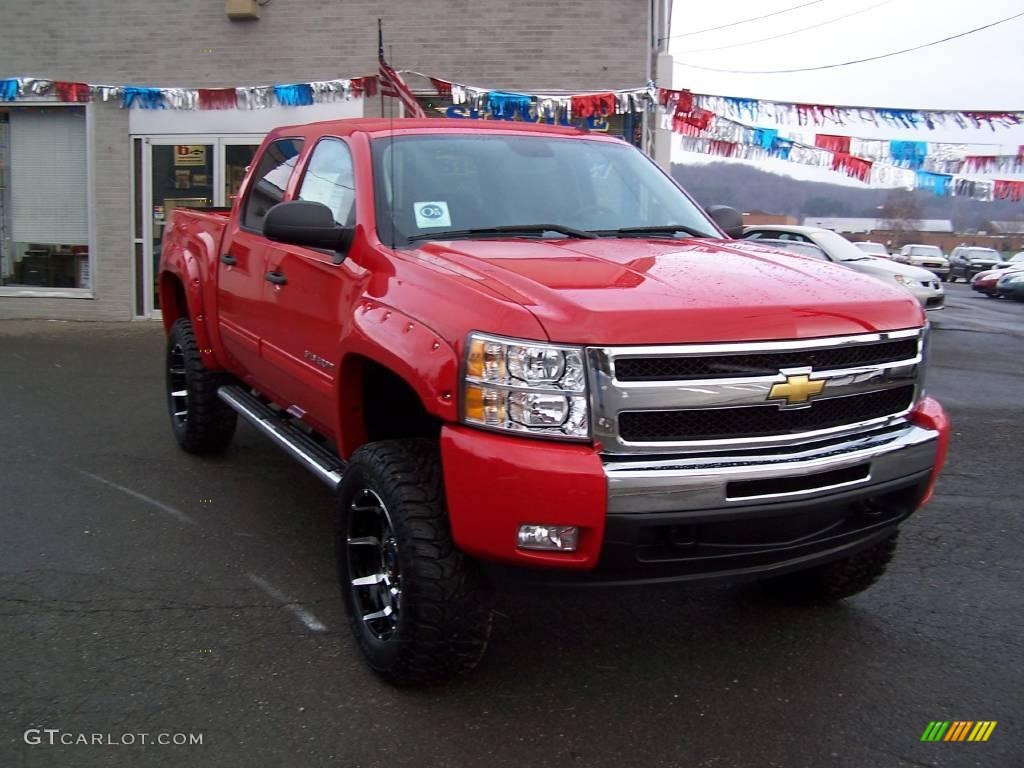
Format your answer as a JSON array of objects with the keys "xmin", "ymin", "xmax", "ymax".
[
  {"xmin": 0, "ymin": 72, "xmax": 657, "ymax": 125},
  {"xmin": 0, "ymin": 75, "xmax": 375, "ymax": 110},
  {"xmin": 680, "ymin": 89, "xmax": 1024, "ymax": 132},
  {"xmin": 664, "ymin": 87, "xmax": 1024, "ymax": 202},
  {"xmin": 403, "ymin": 71, "xmax": 656, "ymax": 123}
]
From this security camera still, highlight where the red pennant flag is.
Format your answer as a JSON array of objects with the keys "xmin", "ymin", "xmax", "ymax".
[
  {"xmin": 815, "ymin": 134, "xmax": 851, "ymax": 155},
  {"xmin": 197, "ymin": 88, "xmax": 237, "ymax": 110},
  {"xmin": 429, "ymin": 77, "xmax": 452, "ymax": 97},
  {"xmin": 55, "ymin": 82, "xmax": 90, "ymax": 102}
]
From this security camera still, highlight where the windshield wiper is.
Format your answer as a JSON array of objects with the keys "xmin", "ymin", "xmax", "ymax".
[
  {"xmin": 407, "ymin": 224, "xmax": 596, "ymax": 242},
  {"xmin": 589, "ymin": 225, "xmax": 712, "ymax": 239}
]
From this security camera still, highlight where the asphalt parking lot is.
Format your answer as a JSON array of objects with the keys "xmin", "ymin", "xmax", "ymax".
[{"xmin": 1, "ymin": 281, "xmax": 1021, "ymax": 768}]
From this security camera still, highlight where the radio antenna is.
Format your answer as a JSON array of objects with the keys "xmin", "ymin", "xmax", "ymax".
[{"xmin": 378, "ymin": 18, "xmax": 397, "ymax": 249}]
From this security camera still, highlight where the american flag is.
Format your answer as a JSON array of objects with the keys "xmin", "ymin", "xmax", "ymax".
[{"xmin": 378, "ymin": 22, "xmax": 425, "ymax": 118}]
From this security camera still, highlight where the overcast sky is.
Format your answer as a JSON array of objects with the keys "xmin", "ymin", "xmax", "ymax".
[{"xmin": 668, "ymin": 0, "xmax": 1024, "ymax": 183}]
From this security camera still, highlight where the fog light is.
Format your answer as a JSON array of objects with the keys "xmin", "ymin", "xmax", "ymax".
[{"xmin": 516, "ymin": 524, "xmax": 579, "ymax": 552}]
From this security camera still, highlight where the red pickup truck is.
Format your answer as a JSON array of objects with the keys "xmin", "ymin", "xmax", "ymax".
[{"xmin": 159, "ymin": 118, "xmax": 949, "ymax": 686}]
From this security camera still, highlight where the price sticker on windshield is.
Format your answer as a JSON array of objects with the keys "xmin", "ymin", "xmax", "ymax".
[{"xmin": 414, "ymin": 201, "xmax": 451, "ymax": 229}]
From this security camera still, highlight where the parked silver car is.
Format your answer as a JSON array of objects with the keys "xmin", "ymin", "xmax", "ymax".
[
  {"xmin": 742, "ymin": 225, "xmax": 944, "ymax": 310},
  {"xmin": 894, "ymin": 244, "xmax": 950, "ymax": 277},
  {"xmin": 853, "ymin": 241, "xmax": 891, "ymax": 258},
  {"xmin": 739, "ymin": 238, "xmax": 830, "ymax": 261}
]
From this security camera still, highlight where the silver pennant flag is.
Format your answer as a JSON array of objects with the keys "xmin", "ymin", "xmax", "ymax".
[
  {"xmin": 163, "ymin": 89, "xmax": 198, "ymax": 109},
  {"xmin": 238, "ymin": 86, "xmax": 274, "ymax": 110},
  {"xmin": 24, "ymin": 79, "xmax": 54, "ymax": 96}
]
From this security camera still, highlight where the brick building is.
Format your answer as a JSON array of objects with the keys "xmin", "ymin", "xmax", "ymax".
[{"xmin": 0, "ymin": 0, "xmax": 668, "ymax": 320}]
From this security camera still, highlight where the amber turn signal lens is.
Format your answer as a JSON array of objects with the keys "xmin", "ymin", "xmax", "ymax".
[
  {"xmin": 464, "ymin": 383, "xmax": 485, "ymax": 421},
  {"xmin": 465, "ymin": 339, "xmax": 485, "ymax": 380}
]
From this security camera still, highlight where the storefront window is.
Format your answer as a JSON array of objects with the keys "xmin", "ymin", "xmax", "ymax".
[{"xmin": 0, "ymin": 107, "xmax": 90, "ymax": 289}]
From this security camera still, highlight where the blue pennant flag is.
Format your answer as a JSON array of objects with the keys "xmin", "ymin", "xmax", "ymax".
[
  {"xmin": 1, "ymin": 78, "xmax": 20, "ymax": 101},
  {"xmin": 753, "ymin": 127, "xmax": 778, "ymax": 151},
  {"xmin": 487, "ymin": 91, "xmax": 532, "ymax": 118},
  {"xmin": 915, "ymin": 171, "xmax": 951, "ymax": 196},
  {"xmin": 725, "ymin": 97, "xmax": 759, "ymax": 121},
  {"xmin": 273, "ymin": 84, "xmax": 314, "ymax": 107},
  {"xmin": 890, "ymin": 140, "xmax": 928, "ymax": 169},
  {"xmin": 122, "ymin": 87, "xmax": 164, "ymax": 109}
]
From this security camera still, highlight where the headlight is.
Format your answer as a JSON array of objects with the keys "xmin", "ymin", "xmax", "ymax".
[
  {"xmin": 1004, "ymin": 273, "xmax": 1024, "ymax": 285},
  {"xmin": 462, "ymin": 333, "xmax": 589, "ymax": 440},
  {"xmin": 893, "ymin": 274, "xmax": 911, "ymax": 285}
]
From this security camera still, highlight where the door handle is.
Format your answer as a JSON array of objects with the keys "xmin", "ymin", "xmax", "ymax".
[
  {"xmin": 220, "ymin": 253, "xmax": 237, "ymax": 265},
  {"xmin": 264, "ymin": 271, "xmax": 288, "ymax": 285}
]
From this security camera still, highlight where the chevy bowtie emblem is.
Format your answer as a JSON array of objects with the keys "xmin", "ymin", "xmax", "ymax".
[{"xmin": 769, "ymin": 373, "xmax": 825, "ymax": 406}]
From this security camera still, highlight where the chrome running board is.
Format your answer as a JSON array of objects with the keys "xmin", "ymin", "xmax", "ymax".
[{"xmin": 218, "ymin": 385, "xmax": 345, "ymax": 488}]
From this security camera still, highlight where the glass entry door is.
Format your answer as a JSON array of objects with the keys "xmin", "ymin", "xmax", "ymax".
[
  {"xmin": 139, "ymin": 136, "xmax": 261, "ymax": 317},
  {"xmin": 222, "ymin": 140, "xmax": 260, "ymax": 206},
  {"xmin": 150, "ymin": 142, "xmax": 214, "ymax": 311}
]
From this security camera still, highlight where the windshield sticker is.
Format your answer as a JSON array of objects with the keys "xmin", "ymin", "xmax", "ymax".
[{"xmin": 414, "ymin": 201, "xmax": 451, "ymax": 229}]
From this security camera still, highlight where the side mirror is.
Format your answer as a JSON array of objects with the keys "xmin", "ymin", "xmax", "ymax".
[
  {"xmin": 706, "ymin": 205, "xmax": 744, "ymax": 239},
  {"xmin": 263, "ymin": 200, "xmax": 353, "ymax": 253}
]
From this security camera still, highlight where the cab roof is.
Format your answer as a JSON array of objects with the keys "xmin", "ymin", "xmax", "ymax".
[{"xmin": 268, "ymin": 117, "xmax": 594, "ymax": 141}]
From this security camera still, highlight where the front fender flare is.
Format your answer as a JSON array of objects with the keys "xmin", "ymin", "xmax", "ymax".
[{"xmin": 338, "ymin": 301, "xmax": 459, "ymax": 457}]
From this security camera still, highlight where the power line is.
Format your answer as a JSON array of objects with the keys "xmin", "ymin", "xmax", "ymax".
[
  {"xmin": 661, "ymin": 0, "xmax": 825, "ymax": 41},
  {"xmin": 675, "ymin": 9, "xmax": 1024, "ymax": 73},
  {"xmin": 677, "ymin": 0, "xmax": 897, "ymax": 54}
]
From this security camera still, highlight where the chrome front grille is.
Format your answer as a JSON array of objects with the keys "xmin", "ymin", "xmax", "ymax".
[
  {"xmin": 613, "ymin": 337, "xmax": 919, "ymax": 381},
  {"xmin": 618, "ymin": 386, "xmax": 916, "ymax": 442},
  {"xmin": 588, "ymin": 328, "xmax": 924, "ymax": 454}
]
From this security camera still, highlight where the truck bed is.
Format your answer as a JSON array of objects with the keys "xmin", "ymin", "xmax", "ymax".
[{"xmin": 161, "ymin": 208, "xmax": 231, "ymax": 266}]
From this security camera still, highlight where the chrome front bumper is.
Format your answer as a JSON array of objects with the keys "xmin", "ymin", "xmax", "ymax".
[
  {"xmin": 907, "ymin": 282, "xmax": 944, "ymax": 309},
  {"xmin": 604, "ymin": 421, "xmax": 938, "ymax": 515}
]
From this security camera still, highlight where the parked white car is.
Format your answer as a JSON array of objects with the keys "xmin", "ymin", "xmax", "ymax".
[
  {"xmin": 742, "ymin": 225, "xmax": 945, "ymax": 310},
  {"xmin": 854, "ymin": 241, "xmax": 890, "ymax": 257},
  {"xmin": 990, "ymin": 252, "xmax": 1024, "ymax": 270},
  {"xmin": 893, "ymin": 244, "xmax": 950, "ymax": 277}
]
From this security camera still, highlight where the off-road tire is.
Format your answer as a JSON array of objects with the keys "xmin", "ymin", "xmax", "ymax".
[
  {"xmin": 166, "ymin": 318, "xmax": 237, "ymax": 454},
  {"xmin": 337, "ymin": 439, "xmax": 493, "ymax": 686},
  {"xmin": 758, "ymin": 533, "xmax": 898, "ymax": 605}
]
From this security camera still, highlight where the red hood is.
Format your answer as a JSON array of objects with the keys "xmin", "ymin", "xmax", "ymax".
[{"xmin": 411, "ymin": 238, "xmax": 924, "ymax": 345}]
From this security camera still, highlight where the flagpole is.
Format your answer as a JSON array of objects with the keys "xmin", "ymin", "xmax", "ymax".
[{"xmin": 378, "ymin": 18, "xmax": 386, "ymax": 118}]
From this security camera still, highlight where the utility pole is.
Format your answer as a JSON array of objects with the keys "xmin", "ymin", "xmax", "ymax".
[{"xmin": 648, "ymin": 0, "xmax": 674, "ymax": 170}]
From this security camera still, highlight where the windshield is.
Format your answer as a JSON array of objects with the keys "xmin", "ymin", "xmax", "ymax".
[
  {"xmin": 855, "ymin": 242, "xmax": 887, "ymax": 254},
  {"xmin": 810, "ymin": 230, "xmax": 876, "ymax": 261},
  {"xmin": 757, "ymin": 240, "xmax": 828, "ymax": 260},
  {"xmin": 965, "ymin": 248, "xmax": 1001, "ymax": 260},
  {"xmin": 909, "ymin": 246, "xmax": 942, "ymax": 257},
  {"xmin": 371, "ymin": 134, "xmax": 718, "ymax": 245}
]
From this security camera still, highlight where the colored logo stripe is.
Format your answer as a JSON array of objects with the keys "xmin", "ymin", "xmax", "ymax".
[
  {"xmin": 945, "ymin": 721, "xmax": 972, "ymax": 741},
  {"xmin": 969, "ymin": 722, "xmax": 998, "ymax": 742},
  {"xmin": 921, "ymin": 721, "xmax": 996, "ymax": 742},
  {"xmin": 921, "ymin": 722, "xmax": 950, "ymax": 741}
]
